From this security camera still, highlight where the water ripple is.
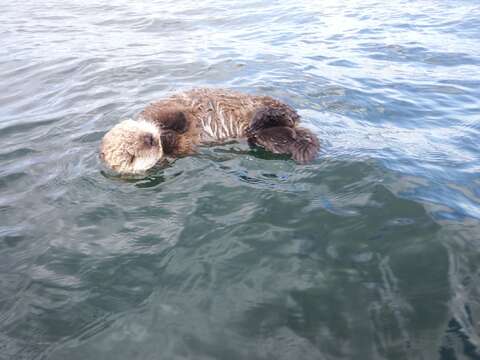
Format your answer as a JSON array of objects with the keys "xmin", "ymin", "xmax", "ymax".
[{"xmin": 1, "ymin": 0, "xmax": 480, "ymax": 359}]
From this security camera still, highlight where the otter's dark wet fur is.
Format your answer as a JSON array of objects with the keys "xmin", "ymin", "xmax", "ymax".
[{"xmin": 100, "ymin": 88, "xmax": 320, "ymax": 174}]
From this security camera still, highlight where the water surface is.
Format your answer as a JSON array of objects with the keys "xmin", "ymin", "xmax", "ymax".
[{"xmin": 1, "ymin": 0, "xmax": 480, "ymax": 359}]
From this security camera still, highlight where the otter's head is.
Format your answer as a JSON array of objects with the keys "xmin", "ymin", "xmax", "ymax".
[{"xmin": 100, "ymin": 119, "xmax": 162, "ymax": 174}]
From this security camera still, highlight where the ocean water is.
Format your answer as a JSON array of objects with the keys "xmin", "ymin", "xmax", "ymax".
[{"xmin": 1, "ymin": 0, "xmax": 480, "ymax": 359}]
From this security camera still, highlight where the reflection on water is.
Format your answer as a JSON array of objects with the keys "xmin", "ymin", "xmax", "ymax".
[{"xmin": 1, "ymin": 0, "xmax": 480, "ymax": 359}]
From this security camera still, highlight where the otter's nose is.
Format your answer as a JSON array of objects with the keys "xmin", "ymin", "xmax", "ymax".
[{"xmin": 143, "ymin": 134, "xmax": 156, "ymax": 147}]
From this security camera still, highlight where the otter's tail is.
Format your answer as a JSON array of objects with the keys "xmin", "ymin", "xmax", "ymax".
[{"xmin": 247, "ymin": 126, "xmax": 319, "ymax": 163}]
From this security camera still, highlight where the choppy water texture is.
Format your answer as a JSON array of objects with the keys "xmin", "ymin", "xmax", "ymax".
[{"xmin": 1, "ymin": 0, "xmax": 480, "ymax": 359}]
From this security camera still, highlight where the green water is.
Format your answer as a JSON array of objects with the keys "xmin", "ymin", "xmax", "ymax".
[{"xmin": 1, "ymin": 0, "xmax": 480, "ymax": 359}]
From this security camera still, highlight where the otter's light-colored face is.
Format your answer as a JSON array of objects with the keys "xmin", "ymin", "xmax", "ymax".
[{"xmin": 100, "ymin": 119, "xmax": 162, "ymax": 174}]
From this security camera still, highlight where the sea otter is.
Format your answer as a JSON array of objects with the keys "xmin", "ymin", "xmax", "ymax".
[{"xmin": 100, "ymin": 88, "xmax": 319, "ymax": 174}]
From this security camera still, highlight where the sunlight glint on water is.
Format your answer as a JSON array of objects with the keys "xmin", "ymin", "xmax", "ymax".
[{"xmin": 0, "ymin": 0, "xmax": 479, "ymax": 359}]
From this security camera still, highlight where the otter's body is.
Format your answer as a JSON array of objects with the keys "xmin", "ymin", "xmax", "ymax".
[
  {"xmin": 100, "ymin": 88, "xmax": 319, "ymax": 174},
  {"xmin": 139, "ymin": 88, "xmax": 301, "ymax": 154}
]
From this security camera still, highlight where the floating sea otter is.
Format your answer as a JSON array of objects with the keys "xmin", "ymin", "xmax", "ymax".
[{"xmin": 100, "ymin": 88, "xmax": 319, "ymax": 174}]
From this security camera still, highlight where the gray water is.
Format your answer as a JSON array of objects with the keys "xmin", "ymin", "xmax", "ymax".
[{"xmin": 1, "ymin": 0, "xmax": 480, "ymax": 359}]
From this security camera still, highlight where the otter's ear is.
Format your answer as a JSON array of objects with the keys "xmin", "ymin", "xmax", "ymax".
[{"xmin": 247, "ymin": 106, "xmax": 299, "ymax": 135}]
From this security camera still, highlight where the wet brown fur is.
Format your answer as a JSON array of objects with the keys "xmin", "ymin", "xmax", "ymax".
[
  {"xmin": 101, "ymin": 88, "xmax": 319, "ymax": 174},
  {"xmin": 139, "ymin": 88, "xmax": 306, "ymax": 156}
]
